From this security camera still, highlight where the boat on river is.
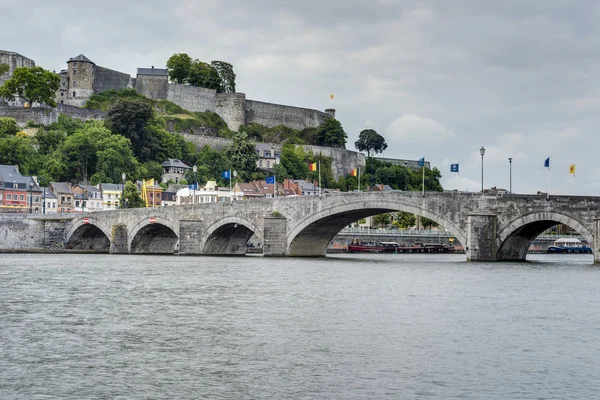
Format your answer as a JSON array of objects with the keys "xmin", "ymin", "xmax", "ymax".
[
  {"xmin": 547, "ymin": 238, "xmax": 591, "ymax": 254},
  {"xmin": 347, "ymin": 240, "xmax": 454, "ymax": 254}
]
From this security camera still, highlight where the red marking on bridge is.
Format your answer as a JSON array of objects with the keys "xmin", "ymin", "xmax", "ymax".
[
  {"xmin": 83, "ymin": 217, "xmax": 89, "ymax": 224},
  {"xmin": 149, "ymin": 217, "xmax": 156, "ymax": 224}
]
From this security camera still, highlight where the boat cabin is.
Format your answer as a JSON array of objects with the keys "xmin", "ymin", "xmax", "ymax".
[{"xmin": 553, "ymin": 238, "xmax": 582, "ymax": 248}]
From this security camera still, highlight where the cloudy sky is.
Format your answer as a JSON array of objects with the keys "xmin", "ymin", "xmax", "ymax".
[{"xmin": 2, "ymin": 0, "xmax": 599, "ymax": 195}]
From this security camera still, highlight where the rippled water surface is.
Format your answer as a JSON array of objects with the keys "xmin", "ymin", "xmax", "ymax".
[{"xmin": 1, "ymin": 253, "xmax": 599, "ymax": 399}]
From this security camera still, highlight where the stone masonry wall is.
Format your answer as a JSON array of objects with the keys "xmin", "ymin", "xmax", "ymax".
[
  {"xmin": 166, "ymin": 83, "xmax": 217, "ymax": 112},
  {"xmin": 216, "ymin": 93, "xmax": 246, "ymax": 131},
  {"xmin": 0, "ymin": 105, "xmax": 105, "ymax": 126},
  {"xmin": 245, "ymin": 99, "xmax": 330, "ymax": 130},
  {"xmin": 136, "ymin": 75, "xmax": 169, "ymax": 100},
  {"xmin": 94, "ymin": 66, "xmax": 132, "ymax": 93},
  {"xmin": 0, "ymin": 215, "xmax": 45, "ymax": 250}
]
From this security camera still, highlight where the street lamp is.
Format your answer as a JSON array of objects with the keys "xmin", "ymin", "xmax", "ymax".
[
  {"xmin": 508, "ymin": 157, "xmax": 512, "ymax": 194},
  {"xmin": 192, "ymin": 165, "xmax": 197, "ymax": 205},
  {"xmin": 121, "ymin": 173, "xmax": 126, "ymax": 209},
  {"xmin": 480, "ymin": 146, "xmax": 485, "ymax": 193}
]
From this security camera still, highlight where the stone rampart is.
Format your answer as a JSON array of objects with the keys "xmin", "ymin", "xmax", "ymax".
[
  {"xmin": 0, "ymin": 214, "xmax": 45, "ymax": 249},
  {"xmin": 0, "ymin": 105, "xmax": 105, "ymax": 126},
  {"xmin": 216, "ymin": 93, "xmax": 246, "ymax": 131},
  {"xmin": 136, "ymin": 75, "xmax": 168, "ymax": 100},
  {"xmin": 167, "ymin": 83, "xmax": 217, "ymax": 113},
  {"xmin": 245, "ymin": 99, "xmax": 330, "ymax": 130},
  {"xmin": 94, "ymin": 66, "xmax": 133, "ymax": 93}
]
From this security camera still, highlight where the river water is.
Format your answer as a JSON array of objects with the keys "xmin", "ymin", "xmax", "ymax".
[{"xmin": 1, "ymin": 253, "xmax": 599, "ymax": 399}]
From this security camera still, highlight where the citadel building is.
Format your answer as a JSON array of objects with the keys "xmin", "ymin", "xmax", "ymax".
[{"xmin": 54, "ymin": 53, "xmax": 335, "ymax": 131}]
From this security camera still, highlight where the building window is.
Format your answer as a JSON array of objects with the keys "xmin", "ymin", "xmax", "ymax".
[
  {"xmin": 61, "ymin": 92, "xmax": 63, "ymax": 97},
  {"xmin": 73, "ymin": 69, "xmax": 77, "ymax": 75},
  {"xmin": 6, "ymin": 194, "xmax": 11, "ymax": 200},
  {"xmin": 20, "ymin": 195, "xmax": 24, "ymax": 201},
  {"xmin": 73, "ymin": 81, "xmax": 77, "ymax": 88},
  {"xmin": 73, "ymin": 91, "xmax": 76, "ymax": 97}
]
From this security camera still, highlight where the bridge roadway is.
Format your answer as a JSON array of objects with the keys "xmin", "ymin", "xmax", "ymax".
[{"xmin": 26, "ymin": 191, "xmax": 600, "ymax": 262}]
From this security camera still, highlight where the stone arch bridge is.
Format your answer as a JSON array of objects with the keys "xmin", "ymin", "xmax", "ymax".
[{"xmin": 31, "ymin": 191, "xmax": 600, "ymax": 262}]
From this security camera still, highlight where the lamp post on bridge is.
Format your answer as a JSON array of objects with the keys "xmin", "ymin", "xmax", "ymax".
[
  {"xmin": 121, "ymin": 173, "xmax": 126, "ymax": 209},
  {"xmin": 192, "ymin": 165, "xmax": 197, "ymax": 205},
  {"xmin": 508, "ymin": 157, "xmax": 512, "ymax": 193},
  {"xmin": 480, "ymin": 146, "xmax": 485, "ymax": 193}
]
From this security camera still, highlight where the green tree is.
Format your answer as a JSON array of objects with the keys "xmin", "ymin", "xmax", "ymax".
[
  {"xmin": 373, "ymin": 213, "xmax": 392, "ymax": 228},
  {"xmin": 420, "ymin": 216, "xmax": 440, "ymax": 229},
  {"xmin": 120, "ymin": 181, "xmax": 145, "ymax": 208},
  {"xmin": 188, "ymin": 60, "xmax": 220, "ymax": 90},
  {"xmin": 105, "ymin": 99, "xmax": 157, "ymax": 162},
  {"xmin": 355, "ymin": 129, "xmax": 388, "ymax": 157},
  {"xmin": 35, "ymin": 129, "xmax": 65, "ymax": 154},
  {"xmin": 225, "ymin": 132, "xmax": 258, "ymax": 175},
  {"xmin": 0, "ymin": 117, "xmax": 20, "ymax": 138},
  {"xmin": 393, "ymin": 212, "xmax": 416, "ymax": 229},
  {"xmin": 0, "ymin": 135, "xmax": 38, "ymax": 175},
  {"xmin": 316, "ymin": 118, "xmax": 347, "ymax": 148},
  {"xmin": 0, "ymin": 66, "xmax": 60, "ymax": 107},
  {"xmin": 92, "ymin": 134, "xmax": 139, "ymax": 184},
  {"xmin": 139, "ymin": 161, "xmax": 164, "ymax": 183},
  {"xmin": 211, "ymin": 60, "xmax": 236, "ymax": 93},
  {"xmin": 0, "ymin": 64, "xmax": 9, "ymax": 75},
  {"xmin": 280, "ymin": 143, "xmax": 308, "ymax": 179},
  {"xmin": 166, "ymin": 53, "xmax": 192, "ymax": 84},
  {"xmin": 196, "ymin": 145, "xmax": 229, "ymax": 182}
]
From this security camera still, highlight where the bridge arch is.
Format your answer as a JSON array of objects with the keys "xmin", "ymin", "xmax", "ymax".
[
  {"xmin": 129, "ymin": 216, "xmax": 179, "ymax": 254},
  {"xmin": 286, "ymin": 199, "xmax": 467, "ymax": 257},
  {"xmin": 496, "ymin": 211, "xmax": 594, "ymax": 261},
  {"xmin": 64, "ymin": 216, "xmax": 112, "ymax": 252},
  {"xmin": 202, "ymin": 216, "xmax": 262, "ymax": 255}
]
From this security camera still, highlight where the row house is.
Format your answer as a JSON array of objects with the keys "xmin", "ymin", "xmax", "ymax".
[
  {"xmin": 98, "ymin": 183, "xmax": 124, "ymax": 210},
  {"xmin": 72, "ymin": 184, "xmax": 103, "ymax": 212},
  {"xmin": 176, "ymin": 181, "xmax": 243, "ymax": 204},
  {"xmin": 137, "ymin": 180, "xmax": 163, "ymax": 208},
  {"xmin": 50, "ymin": 182, "xmax": 75, "ymax": 213},
  {"xmin": 0, "ymin": 165, "xmax": 42, "ymax": 213},
  {"xmin": 256, "ymin": 144, "xmax": 280, "ymax": 170}
]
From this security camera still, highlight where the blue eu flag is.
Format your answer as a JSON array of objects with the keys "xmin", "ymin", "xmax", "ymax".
[
  {"xmin": 544, "ymin": 157, "xmax": 550, "ymax": 168},
  {"xmin": 221, "ymin": 170, "xmax": 230, "ymax": 179},
  {"xmin": 418, "ymin": 157, "xmax": 425, "ymax": 167},
  {"xmin": 188, "ymin": 183, "xmax": 198, "ymax": 190},
  {"xmin": 265, "ymin": 176, "xmax": 275, "ymax": 184},
  {"xmin": 450, "ymin": 164, "xmax": 459, "ymax": 173}
]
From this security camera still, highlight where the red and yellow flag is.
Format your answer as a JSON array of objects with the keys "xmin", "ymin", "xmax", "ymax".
[
  {"xmin": 569, "ymin": 164, "xmax": 576, "ymax": 175},
  {"xmin": 309, "ymin": 162, "xmax": 317, "ymax": 172},
  {"xmin": 351, "ymin": 168, "xmax": 358, "ymax": 177}
]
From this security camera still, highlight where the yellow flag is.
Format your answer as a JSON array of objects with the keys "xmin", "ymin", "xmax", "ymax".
[
  {"xmin": 330, "ymin": 94, "xmax": 334, "ymax": 100},
  {"xmin": 145, "ymin": 178, "xmax": 154, "ymax": 186},
  {"xmin": 569, "ymin": 164, "xmax": 576, "ymax": 175}
]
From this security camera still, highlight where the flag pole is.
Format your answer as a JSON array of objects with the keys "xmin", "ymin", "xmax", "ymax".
[
  {"xmin": 546, "ymin": 166, "xmax": 550, "ymax": 200},
  {"xmin": 422, "ymin": 164, "xmax": 425, "ymax": 196},
  {"xmin": 229, "ymin": 169, "xmax": 232, "ymax": 202},
  {"xmin": 358, "ymin": 167, "xmax": 361, "ymax": 192},
  {"xmin": 274, "ymin": 174, "xmax": 276, "ymax": 199}
]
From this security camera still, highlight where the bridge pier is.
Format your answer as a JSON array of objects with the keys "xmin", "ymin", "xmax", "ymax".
[
  {"xmin": 263, "ymin": 215, "xmax": 288, "ymax": 257},
  {"xmin": 466, "ymin": 212, "xmax": 498, "ymax": 262},
  {"xmin": 594, "ymin": 219, "xmax": 600, "ymax": 264},
  {"xmin": 178, "ymin": 219, "xmax": 203, "ymax": 255},
  {"xmin": 110, "ymin": 224, "xmax": 129, "ymax": 254}
]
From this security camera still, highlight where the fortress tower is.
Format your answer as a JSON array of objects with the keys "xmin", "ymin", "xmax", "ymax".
[{"xmin": 59, "ymin": 54, "xmax": 95, "ymax": 107}]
